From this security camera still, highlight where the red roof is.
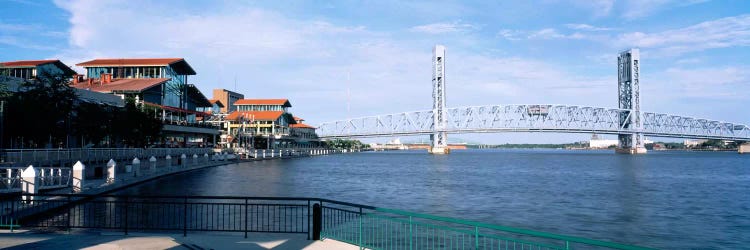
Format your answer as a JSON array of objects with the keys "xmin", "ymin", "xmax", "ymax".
[
  {"xmin": 70, "ymin": 78, "xmax": 169, "ymax": 93},
  {"xmin": 226, "ymin": 111, "xmax": 284, "ymax": 121},
  {"xmin": 1, "ymin": 59, "xmax": 58, "ymax": 67},
  {"xmin": 76, "ymin": 58, "xmax": 196, "ymax": 75},
  {"xmin": 234, "ymin": 99, "xmax": 291, "ymax": 107},
  {"xmin": 293, "ymin": 116, "xmax": 304, "ymax": 121},
  {"xmin": 77, "ymin": 58, "xmax": 184, "ymax": 66},
  {"xmin": 290, "ymin": 123, "xmax": 316, "ymax": 129},
  {"xmin": 0, "ymin": 59, "xmax": 77, "ymax": 76}
]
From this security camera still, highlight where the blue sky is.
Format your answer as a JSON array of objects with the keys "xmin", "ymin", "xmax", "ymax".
[{"xmin": 2, "ymin": 0, "xmax": 749, "ymax": 143}]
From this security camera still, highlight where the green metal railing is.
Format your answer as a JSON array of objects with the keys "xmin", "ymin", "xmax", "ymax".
[{"xmin": 319, "ymin": 201, "xmax": 653, "ymax": 250}]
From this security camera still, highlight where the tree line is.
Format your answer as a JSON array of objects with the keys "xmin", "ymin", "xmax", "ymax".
[
  {"xmin": 0, "ymin": 73, "xmax": 162, "ymax": 149},
  {"xmin": 324, "ymin": 139, "xmax": 369, "ymax": 150}
]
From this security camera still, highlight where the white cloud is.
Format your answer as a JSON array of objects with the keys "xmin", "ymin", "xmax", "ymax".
[
  {"xmin": 409, "ymin": 21, "xmax": 476, "ymax": 34},
  {"xmin": 664, "ymin": 67, "xmax": 749, "ymax": 93},
  {"xmin": 500, "ymin": 15, "xmax": 750, "ymax": 57},
  {"xmin": 497, "ymin": 29, "xmax": 522, "ymax": 41},
  {"xmin": 48, "ymin": 0, "xmax": 748, "ymax": 137},
  {"xmin": 52, "ymin": 0, "xmax": 620, "ymax": 125},
  {"xmin": 565, "ymin": 23, "xmax": 612, "ymax": 31},
  {"xmin": 448, "ymin": 54, "xmax": 613, "ymax": 107},
  {"xmin": 643, "ymin": 65, "xmax": 750, "ymax": 112},
  {"xmin": 528, "ymin": 28, "xmax": 565, "ymax": 39},
  {"xmin": 616, "ymin": 14, "xmax": 750, "ymax": 55}
]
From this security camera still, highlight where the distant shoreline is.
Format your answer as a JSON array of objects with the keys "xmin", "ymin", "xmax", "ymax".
[{"xmin": 465, "ymin": 146, "xmax": 738, "ymax": 151}]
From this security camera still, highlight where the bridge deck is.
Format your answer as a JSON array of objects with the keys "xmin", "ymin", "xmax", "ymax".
[{"xmin": 317, "ymin": 104, "xmax": 750, "ymax": 141}]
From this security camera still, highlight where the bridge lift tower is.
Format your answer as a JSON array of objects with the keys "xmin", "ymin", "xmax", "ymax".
[
  {"xmin": 616, "ymin": 49, "xmax": 647, "ymax": 154},
  {"xmin": 429, "ymin": 45, "xmax": 450, "ymax": 154}
]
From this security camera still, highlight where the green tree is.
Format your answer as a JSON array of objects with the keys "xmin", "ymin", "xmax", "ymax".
[
  {"xmin": 73, "ymin": 102, "xmax": 113, "ymax": 147},
  {"xmin": 0, "ymin": 81, "xmax": 9, "ymax": 99},
  {"xmin": 701, "ymin": 139, "xmax": 725, "ymax": 149},
  {"xmin": 4, "ymin": 73, "xmax": 76, "ymax": 148},
  {"xmin": 325, "ymin": 139, "xmax": 367, "ymax": 149},
  {"xmin": 111, "ymin": 98, "xmax": 162, "ymax": 147}
]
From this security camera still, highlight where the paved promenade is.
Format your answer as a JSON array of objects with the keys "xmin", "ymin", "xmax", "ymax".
[{"xmin": 0, "ymin": 230, "xmax": 358, "ymax": 249}]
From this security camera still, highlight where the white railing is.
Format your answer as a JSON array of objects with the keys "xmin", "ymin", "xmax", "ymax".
[
  {"xmin": 0, "ymin": 147, "xmax": 358, "ymax": 195},
  {"xmin": 3, "ymin": 148, "xmax": 213, "ymax": 165},
  {"xmin": 0, "ymin": 167, "xmax": 72, "ymax": 193}
]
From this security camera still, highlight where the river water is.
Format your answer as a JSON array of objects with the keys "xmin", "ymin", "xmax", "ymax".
[{"xmin": 118, "ymin": 149, "xmax": 749, "ymax": 249}]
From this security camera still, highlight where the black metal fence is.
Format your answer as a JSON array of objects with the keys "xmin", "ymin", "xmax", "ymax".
[{"xmin": 0, "ymin": 194, "xmax": 356, "ymax": 239}]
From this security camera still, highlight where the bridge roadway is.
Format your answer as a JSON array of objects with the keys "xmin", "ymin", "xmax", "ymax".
[{"xmin": 316, "ymin": 104, "xmax": 750, "ymax": 141}]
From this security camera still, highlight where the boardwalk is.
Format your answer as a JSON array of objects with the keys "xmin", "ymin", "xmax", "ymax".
[{"xmin": 0, "ymin": 230, "xmax": 358, "ymax": 250}]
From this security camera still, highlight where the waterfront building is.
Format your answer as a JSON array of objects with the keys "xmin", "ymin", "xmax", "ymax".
[
  {"xmin": 684, "ymin": 139, "xmax": 709, "ymax": 148},
  {"xmin": 225, "ymin": 99, "xmax": 319, "ymax": 149},
  {"xmin": 589, "ymin": 134, "xmax": 619, "ymax": 149},
  {"xmin": 225, "ymin": 99, "xmax": 295, "ymax": 149},
  {"xmin": 212, "ymin": 89, "xmax": 244, "ymax": 113},
  {"xmin": 289, "ymin": 117, "xmax": 320, "ymax": 147},
  {"xmin": 0, "ymin": 59, "xmax": 76, "ymax": 79},
  {"xmin": 199, "ymin": 99, "xmax": 224, "ymax": 115},
  {"xmin": 71, "ymin": 58, "xmax": 219, "ymax": 147},
  {"xmin": 590, "ymin": 134, "xmax": 653, "ymax": 149},
  {"xmin": 0, "ymin": 59, "xmax": 123, "ymax": 108}
]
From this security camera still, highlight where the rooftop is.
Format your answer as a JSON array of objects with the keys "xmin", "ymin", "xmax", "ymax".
[
  {"xmin": 214, "ymin": 88, "xmax": 244, "ymax": 96},
  {"xmin": 208, "ymin": 99, "xmax": 225, "ymax": 108},
  {"xmin": 226, "ymin": 111, "xmax": 285, "ymax": 121},
  {"xmin": 234, "ymin": 99, "xmax": 292, "ymax": 107},
  {"xmin": 290, "ymin": 123, "xmax": 316, "ymax": 129},
  {"xmin": 0, "ymin": 59, "xmax": 77, "ymax": 76},
  {"xmin": 0, "ymin": 59, "xmax": 59, "ymax": 67},
  {"xmin": 187, "ymin": 84, "xmax": 211, "ymax": 107},
  {"xmin": 76, "ymin": 58, "xmax": 196, "ymax": 75},
  {"xmin": 70, "ymin": 78, "xmax": 170, "ymax": 93}
]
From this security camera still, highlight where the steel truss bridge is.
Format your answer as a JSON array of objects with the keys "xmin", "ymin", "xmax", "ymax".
[
  {"xmin": 316, "ymin": 104, "xmax": 750, "ymax": 140},
  {"xmin": 315, "ymin": 47, "xmax": 750, "ymax": 150}
]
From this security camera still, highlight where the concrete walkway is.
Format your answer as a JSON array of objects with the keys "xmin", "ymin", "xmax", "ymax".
[{"xmin": 0, "ymin": 230, "xmax": 358, "ymax": 250}]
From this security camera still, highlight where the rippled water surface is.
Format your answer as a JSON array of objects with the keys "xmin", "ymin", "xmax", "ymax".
[{"xmin": 119, "ymin": 149, "xmax": 750, "ymax": 249}]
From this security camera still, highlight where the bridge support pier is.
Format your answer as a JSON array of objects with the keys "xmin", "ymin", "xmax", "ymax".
[
  {"xmin": 616, "ymin": 49, "xmax": 647, "ymax": 155},
  {"xmin": 430, "ymin": 45, "xmax": 450, "ymax": 155},
  {"xmin": 615, "ymin": 147, "xmax": 647, "ymax": 154},
  {"xmin": 739, "ymin": 143, "xmax": 750, "ymax": 154},
  {"xmin": 428, "ymin": 145, "xmax": 450, "ymax": 154}
]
